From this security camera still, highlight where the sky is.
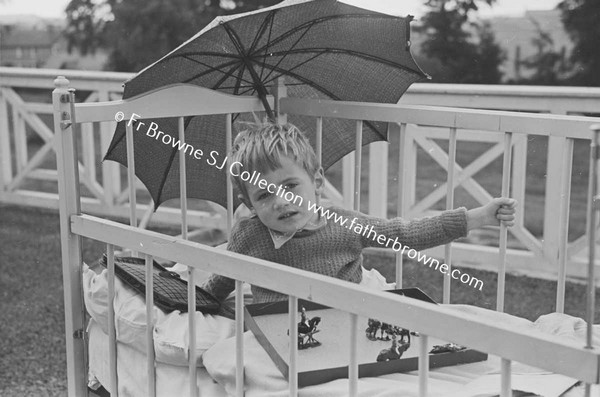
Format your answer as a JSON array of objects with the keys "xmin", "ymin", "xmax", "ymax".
[{"xmin": 0, "ymin": 0, "xmax": 563, "ymax": 20}]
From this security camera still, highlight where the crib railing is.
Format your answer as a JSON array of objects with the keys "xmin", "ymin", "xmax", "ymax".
[{"xmin": 53, "ymin": 76, "xmax": 600, "ymax": 397}]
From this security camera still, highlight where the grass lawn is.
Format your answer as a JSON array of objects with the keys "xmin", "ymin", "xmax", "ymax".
[{"xmin": 2, "ymin": 203, "xmax": 599, "ymax": 396}]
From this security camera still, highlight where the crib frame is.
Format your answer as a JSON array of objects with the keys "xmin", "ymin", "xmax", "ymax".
[{"xmin": 52, "ymin": 74, "xmax": 600, "ymax": 397}]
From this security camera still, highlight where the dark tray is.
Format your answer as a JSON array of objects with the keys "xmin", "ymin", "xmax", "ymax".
[{"xmin": 244, "ymin": 288, "xmax": 487, "ymax": 387}]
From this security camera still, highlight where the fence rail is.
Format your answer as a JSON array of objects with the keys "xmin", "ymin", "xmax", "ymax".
[{"xmin": 3, "ymin": 66, "xmax": 600, "ymax": 279}]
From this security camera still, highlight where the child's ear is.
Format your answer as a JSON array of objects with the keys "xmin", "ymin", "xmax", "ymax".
[{"xmin": 314, "ymin": 167, "xmax": 325, "ymax": 195}]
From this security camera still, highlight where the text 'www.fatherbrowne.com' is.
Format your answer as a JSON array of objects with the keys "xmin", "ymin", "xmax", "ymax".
[{"xmin": 305, "ymin": 203, "xmax": 484, "ymax": 291}]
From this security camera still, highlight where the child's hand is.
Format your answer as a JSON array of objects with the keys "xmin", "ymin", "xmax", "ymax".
[{"xmin": 466, "ymin": 197, "xmax": 517, "ymax": 231}]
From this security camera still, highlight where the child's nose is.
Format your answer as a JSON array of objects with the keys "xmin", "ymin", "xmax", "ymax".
[{"xmin": 273, "ymin": 194, "xmax": 290, "ymax": 210}]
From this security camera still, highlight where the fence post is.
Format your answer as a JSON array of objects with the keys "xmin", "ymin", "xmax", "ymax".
[
  {"xmin": 543, "ymin": 136, "xmax": 565, "ymax": 267},
  {"xmin": 0, "ymin": 90, "xmax": 12, "ymax": 193},
  {"xmin": 368, "ymin": 141, "xmax": 388, "ymax": 217},
  {"xmin": 53, "ymin": 76, "xmax": 87, "ymax": 397}
]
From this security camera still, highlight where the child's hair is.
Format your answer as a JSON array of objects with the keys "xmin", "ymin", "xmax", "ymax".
[{"xmin": 230, "ymin": 121, "xmax": 319, "ymax": 202}]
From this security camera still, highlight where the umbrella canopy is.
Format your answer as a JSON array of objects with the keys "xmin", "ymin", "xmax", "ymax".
[{"xmin": 104, "ymin": 0, "xmax": 427, "ymax": 210}]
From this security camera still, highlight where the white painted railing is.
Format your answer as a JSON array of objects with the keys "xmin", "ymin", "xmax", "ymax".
[
  {"xmin": 53, "ymin": 77, "xmax": 600, "ymax": 397},
  {"xmin": 3, "ymin": 66, "xmax": 600, "ymax": 277}
]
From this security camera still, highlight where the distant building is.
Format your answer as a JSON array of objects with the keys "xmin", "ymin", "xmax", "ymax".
[
  {"xmin": 0, "ymin": 25, "xmax": 61, "ymax": 68},
  {"xmin": 0, "ymin": 15, "xmax": 108, "ymax": 71}
]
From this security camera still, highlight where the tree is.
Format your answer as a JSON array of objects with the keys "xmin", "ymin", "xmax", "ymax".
[
  {"xmin": 64, "ymin": 0, "xmax": 111, "ymax": 55},
  {"xmin": 65, "ymin": 0, "xmax": 279, "ymax": 72},
  {"xmin": 515, "ymin": 17, "xmax": 568, "ymax": 85},
  {"xmin": 415, "ymin": 0, "xmax": 505, "ymax": 84},
  {"xmin": 558, "ymin": 0, "xmax": 600, "ymax": 86}
]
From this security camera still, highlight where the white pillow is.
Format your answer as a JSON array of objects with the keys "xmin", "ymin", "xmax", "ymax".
[{"xmin": 82, "ymin": 264, "xmax": 234, "ymax": 367}]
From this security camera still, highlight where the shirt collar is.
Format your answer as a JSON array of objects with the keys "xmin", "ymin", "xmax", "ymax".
[{"xmin": 268, "ymin": 213, "xmax": 327, "ymax": 249}]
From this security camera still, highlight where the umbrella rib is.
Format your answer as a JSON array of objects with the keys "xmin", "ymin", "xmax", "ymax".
[
  {"xmin": 265, "ymin": 47, "xmax": 424, "ymax": 77},
  {"xmin": 258, "ymin": 50, "xmax": 327, "ymax": 87},
  {"xmin": 249, "ymin": 11, "xmax": 276, "ymax": 55},
  {"xmin": 257, "ymin": 12, "xmax": 276, "ymax": 81},
  {"xmin": 261, "ymin": 63, "xmax": 341, "ymax": 100},
  {"xmin": 162, "ymin": 51, "xmax": 241, "ymax": 62},
  {"xmin": 216, "ymin": 81, "xmax": 306, "ymax": 92},
  {"xmin": 256, "ymin": 60, "xmax": 418, "ymax": 144},
  {"xmin": 179, "ymin": 55, "xmax": 256, "ymax": 87},
  {"xmin": 232, "ymin": 61, "xmax": 247, "ymax": 95},
  {"xmin": 222, "ymin": 21, "xmax": 274, "ymax": 118},
  {"xmin": 211, "ymin": 62, "xmax": 246, "ymax": 91},
  {"xmin": 258, "ymin": 19, "xmax": 317, "ymax": 85},
  {"xmin": 155, "ymin": 117, "xmax": 193, "ymax": 206}
]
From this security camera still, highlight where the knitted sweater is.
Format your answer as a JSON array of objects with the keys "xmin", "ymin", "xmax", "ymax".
[{"xmin": 202, "ymin": 206, "xmax": 468, "ymax": 303}]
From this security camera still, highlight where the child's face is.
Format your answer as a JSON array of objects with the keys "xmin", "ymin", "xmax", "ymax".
[{"xmin": 243, "ymin": 156, "xmax": 323, "ymax": 234}]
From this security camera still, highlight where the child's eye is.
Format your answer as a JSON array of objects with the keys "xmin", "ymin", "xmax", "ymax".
[
  {"xmin": 257, "ymin": 191, "xmax": 270, "ymax": 201},
  {"xmin": 284, "ymin": 183, "xmax": 298, "ymax": 190}
]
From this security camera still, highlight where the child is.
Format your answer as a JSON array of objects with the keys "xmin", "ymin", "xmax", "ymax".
[{"xmin": 202, "ymin": 122, "xmax": 516, "ymax": 303}]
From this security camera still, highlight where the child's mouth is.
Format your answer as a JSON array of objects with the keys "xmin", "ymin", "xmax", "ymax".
[{"xmin": 278, "ymin": 211, "xmax": 298, "ymax": 220}]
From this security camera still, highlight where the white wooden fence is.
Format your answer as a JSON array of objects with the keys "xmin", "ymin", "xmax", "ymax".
[{"xmin": 2, "ymin": 66, "xmax": 600, "ymax": 278}]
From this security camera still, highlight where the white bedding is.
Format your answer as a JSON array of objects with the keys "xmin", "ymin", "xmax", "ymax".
[
  {"xmin": 202, "ymin": 307, "xmax": 598, "ymax": 397},
  {"xmin": 83, "ymin": 262, "xmax": 599, "ymax": 396},
  {"xmin": 87, "ymin": 318, "xmax": 229, "ymax": 397},
  {"xmin": 83, "ymin": 263, "xmax": 237, "ymax": 367}
]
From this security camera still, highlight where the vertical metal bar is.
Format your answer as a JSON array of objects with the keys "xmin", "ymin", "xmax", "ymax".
[
  {"xmin": 227, "ymin": 114, "xmax": 243, "ymax": 397},
  {"xmin": 511, "ymin": 137, "xmax": 527, "ymax": 230},
  {"xmin": 418, "ymin": 334, "xmax": 429, "ymax": 397},
  {"xmin": 497, "ymin": 132, "xmax": 513, "ymax": 312},
  {"xmin": 556, "ymin": 138, "xmax": 574, "ymax": 313},
  {"xmin": 348, "ymin": 120, "xmax": 362, "ymax": 397},
  {"xmin": 396, "ymin": 123, "xmax": 407, "ymax": 287},
  {"xmin": 500, "ymin": 358, "xmax": 512, "ymax": 397},
  {"xmin": 188, "ymin": 272, "xmax": 198, "ymax": 397},
  {"xmin": 443, "ymin": 127, "xmax": 457, "ymax": 304},
  {"xmin": 348, "ymin": 313, "xmax": 358, "ymax": 397},
  {"xmin": 226, "ymin": 114, "xmax": 234, "ymax": 236},
  {"xmin": 179, "ymin": 117, "xmax": 188, "ymax": 240},
  {"xmin": 403, "ymin": 126, "xmax": 417, "ymax": 213},
  {"xmin": 586, "ymin": 126, "xmax": 599, "ymax": 350},
  {"xmin": 106, "ymin": 245, "xmax": 118, "ymax": 397},
  {"xmin": 145, "ymin": 254, "xmax": 156, "ymax": 397},
  {"xmin": 54, "ymin": 78, "xmax": 86, "ymax": 396},
  {"xmin": 82, "ymin": 122, "xmax": 96, "ymax": 187},
  {"xmin": 354, "ymin": 121, "xmax": 363, "ymax": 211},
  {"xmin": 316, "ymin": 117, "xmax": 323, "ymax": 167},
  {"xmin": 342, "ymin": 154, "xmax": 355, "ymax": 209},
  {"xmin": 316, "ymin": 117, "xmax": 323, "ymax": 206},
  {"xmin": 288, "ymin": 297, "xmax": 298, "ymax": 396},
  {"xmin": 99, "ymin": 90, "xmax": 121, "ymax": 207},
  {"xmin": 179, "ymin": 116, "xmax": 197, "ymax": 397},
  {"xmin": 126, "ymin": 122, "xmax": 137, "ymax": 229},
  {"xmin": 235, "ymin": 280, "xmax": 244, "ymax": 397}
]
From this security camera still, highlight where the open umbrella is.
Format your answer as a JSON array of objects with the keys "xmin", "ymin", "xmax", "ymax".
[{"xmin": 104, "ymin": 0, "xmax": 427, "ymax": 210}]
